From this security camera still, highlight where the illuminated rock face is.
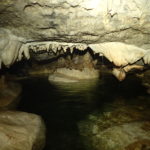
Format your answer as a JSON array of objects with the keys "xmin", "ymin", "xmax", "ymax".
[
  {"xmin": 48, "ymin": 68, "xmax": 99, "ymax": 82},
  {"xmin": 0, "ymin": 0, "xmax": 150, "ymax": 80},
  {"xmin": 0, "ymin": 0, "xmax": 150, "ymax": 46},
  {"xmin": 79, "ymin": 103, "xmax": 150, "ymax": 150},
  {"xmin": 0, "ymin": 111, "xmax": 46, "ymax": 150}
]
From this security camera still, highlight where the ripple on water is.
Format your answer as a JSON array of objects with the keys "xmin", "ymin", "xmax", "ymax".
[{"xmin": 18, "ymin": 74, "xmax": 150, "ymax": 150}]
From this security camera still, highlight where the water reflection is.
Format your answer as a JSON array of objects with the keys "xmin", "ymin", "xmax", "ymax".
[
  {"xmin": 49, "ymin": 79, "xmax": 99, "ymax": 93},
  {"xmin": 18, "ymin": 74, "xmax": 150, "ymax": 150}
]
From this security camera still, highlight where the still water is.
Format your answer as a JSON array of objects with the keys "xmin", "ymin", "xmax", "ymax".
[{"xmin": 18, "ymin": 74, "xmax": 150, "ymax": 150}]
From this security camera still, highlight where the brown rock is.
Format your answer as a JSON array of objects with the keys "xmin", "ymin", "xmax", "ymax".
[{"xmin": 0, "ymin": 111, "xmax": 46, "ymax": 150}]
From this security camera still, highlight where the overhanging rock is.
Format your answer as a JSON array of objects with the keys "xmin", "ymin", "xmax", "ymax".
[{"xmin": 0, "ymin": 0, "xmax": 150, "ymax": 48}]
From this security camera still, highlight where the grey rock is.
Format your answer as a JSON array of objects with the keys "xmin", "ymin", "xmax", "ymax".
[{"xmin": 0, "ymin": 0, "xmax": 150, "ymax": 47}]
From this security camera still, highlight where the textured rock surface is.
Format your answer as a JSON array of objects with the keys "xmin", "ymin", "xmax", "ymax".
[
  {"xmin": 89, "ymin": 42, "xmax": 147, "ymax": 66},
  {"xmin": 0, "ymin": 0, "xmax": 150, "ymax": 48},
  {"xmin": 143, "ymin": 50, "xmax": 150, "ymax": 64},
  {"xmin": 0, "ymin": 28, "xmax": 24, "ymax": 67},
  {"xmin": 48, "ymin": 68, "xmax": 99, "ymax": 82},
  {"xmin": 79, "ymin": 100, "xmax": 150, "ymax": 150},
  {"xmin": 47, "ymin": 51, "xmax": 99, "ymax": 82},
  {"xmin": 0, "ymin": 111, "xmax": 46, "ymax": 150},
  {"xmin": 98, "ymin": 122, "xmax": 150, "ymax": 150}
]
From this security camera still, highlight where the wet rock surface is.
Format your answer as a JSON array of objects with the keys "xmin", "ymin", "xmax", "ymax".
[
  {"xmin": 0, "ymin": 75, "xmax": 46, "ymax": 150},
  {"xmin": 13, "ymin": 51, "xmax": 100, "ymax": 81},
  {"xmin": 48, "ymin": 67, "xmax": 99, "ymax": 82},
  {"xmin": 0, "ymin": 111, "xmax": 46, "ymax": 150},
  {"xmin": 79, "ymin": 97, "xmax": 150, "ymax": 150},
  {"xmin": 48, "ymin": 51, "xmax": 99, "ymax": 82},
  {"xmin": 15, "ymin": 74, "xmax": 149, "ymax": 150}
]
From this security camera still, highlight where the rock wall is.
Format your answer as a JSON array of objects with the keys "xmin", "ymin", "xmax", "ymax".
[
  {"xmin": 0, "ymin": 0, "xmax": 150, "ymax": 48},
  {"xmin": 0, "ymin": 0, "xmax": 150, "ymax": 71}
]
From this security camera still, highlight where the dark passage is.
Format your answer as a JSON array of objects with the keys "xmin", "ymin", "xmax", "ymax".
[{"xmin": 18, "ymin": 74, "xmax": 150, "ymax": 150}]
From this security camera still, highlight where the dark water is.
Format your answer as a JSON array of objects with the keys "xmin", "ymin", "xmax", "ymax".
[{"xmin": 18, "ymin": 74, "xmax": 150, "ymax": 150}]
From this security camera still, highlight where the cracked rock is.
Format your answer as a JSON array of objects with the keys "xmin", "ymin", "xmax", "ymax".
[{"xmin": 0, "ymin": 0, "xmax": 150, "ymax": 47}]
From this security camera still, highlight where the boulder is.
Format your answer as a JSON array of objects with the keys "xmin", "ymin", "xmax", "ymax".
[
  {"xmin": 91, "ymin": 122, "xmax": 150, "ymax": 150},
  {"xmin": 79, "ymin": 102, "xmax": 150, "ymax": 150},
  {"xmin": 0, "ymin": 111, "xmax": 46, "ymax": 150}
]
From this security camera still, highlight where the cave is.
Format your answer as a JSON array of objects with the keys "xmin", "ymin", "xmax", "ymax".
[{"xmin": 0, "ymin": 0, "xmax": 150, "ymax": 150}]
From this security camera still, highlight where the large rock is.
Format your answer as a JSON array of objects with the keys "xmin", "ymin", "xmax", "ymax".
[
  {"xmin": 79, "ymin": 101, "xmax": 150, "ymax": 150},
  {"xmin": 0, "ymin": 0, "xmax": 150, "ymax": 48},
  {"xmin": 88, "ymin": 121, "xmax": 150, "ymax": 150},
  {"xmin": 0, "ymin": 111, "xmax": 46, "ymax": 150},
  {"xmin": 95, "ymin": 122, "xmax": 150, "ymax": 150}
]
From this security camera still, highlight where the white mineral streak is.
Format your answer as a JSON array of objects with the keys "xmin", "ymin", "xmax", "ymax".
[
  {"xmin": 112, "ymin": 68, "xmax": 126, "ymax": 81},
  {"xmin": 0, "ymin": 39, "xmax": 22, "ymax": 67},
  {"xmin": 89, "ymin": 42, "xmax": 147, "ymax": 67},
  {"xmin": 18, "ymin": 44, "xmax": 30, "ymax": 61},
  {"xmin": 112, "ymin": 64, "xmax": 144, "ymax": 81},
  {"xmin": 143, "ymin": 50, "xmax": 150, "ymax": 64},
  {"xmin": 70, "ymin": 46, "xmax": 74, "ymax": 53},
  {"xmin": 57, "ymin": 45, "xmax": 62, "ymax": 51},
  {"xmin": 123, "ymin": 64, "xmax": 144, "ymax": 72},
  {"xmin": 89, "ymin": 42, "xmax": 148, "ymax": 81},
  {"xmin": 62, "ymin": 45, "xmax": 68, "ymax": 52},
  {"xmin": 0, "ymin": 28, "xmax": 24, "ymax": 67}
]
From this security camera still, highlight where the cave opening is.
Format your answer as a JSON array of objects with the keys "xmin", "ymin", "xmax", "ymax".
[
  {"xmin": 18, "ymin": 71, "xmax": 150, "ymax": 150},
  {"xmin": 0, "ymin": 49, "xmax": 150, "ymax": 150}
]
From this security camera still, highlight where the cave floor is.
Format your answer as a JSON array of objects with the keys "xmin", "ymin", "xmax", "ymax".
[{"xmin": 17, "ymin": 74, "xmax": 150, "ymax": 150}]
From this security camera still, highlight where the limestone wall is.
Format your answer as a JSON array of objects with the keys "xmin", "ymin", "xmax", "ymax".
[{"xmin": 0, "ymin": 0, "xmax": 150, "ymax": 48}]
